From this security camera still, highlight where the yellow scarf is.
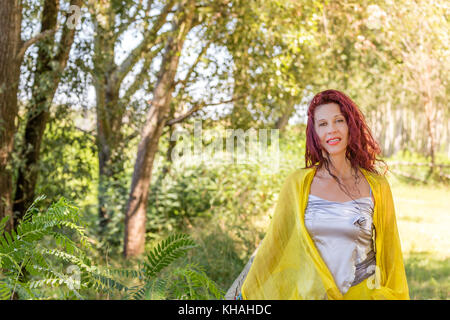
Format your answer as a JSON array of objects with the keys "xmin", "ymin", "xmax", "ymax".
[{"xmin": 241, "ymin": 167, "xmax": 409, "ymax": 300}]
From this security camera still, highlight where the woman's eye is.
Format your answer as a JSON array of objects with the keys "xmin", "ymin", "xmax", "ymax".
[{"xmin": 319, "ymin": 119, "xmax": 344, "ymax": 127}]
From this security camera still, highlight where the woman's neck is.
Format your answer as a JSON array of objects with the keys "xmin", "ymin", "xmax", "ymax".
[{"xmin": 321, "ymin": 154, "xmax": 354, "ymax": 180}]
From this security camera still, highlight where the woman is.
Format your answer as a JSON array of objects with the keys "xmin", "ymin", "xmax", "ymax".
[{"xmin": 227, "ymin": 89, "xmax": 409, "ymax": 300}]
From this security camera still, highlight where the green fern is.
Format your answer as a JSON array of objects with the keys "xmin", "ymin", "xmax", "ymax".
[
  {"xmin": 123, "ymin": 234, "xmax": 224, "ymax": 300},
  {"xmin": 143, "ymin": 233, "xmax": 197, "ymax": 278},
  {"xmin": 168, "ymin": 263, "xmax": 225, "ymax": 300},
  {"xmin": 0, "ymin": 196, "xmax": 122, "ymax": 299},
  {"xmin": 0, "ymin": 196, "xmax": 224, "ymax": 300},
  {"xmin": 0, "ymin": 281, "xmax": 13, "ymax": 300}
]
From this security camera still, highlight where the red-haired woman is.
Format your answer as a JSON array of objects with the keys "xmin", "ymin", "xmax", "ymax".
[{"xmin": 227, "ymin": 89, "xmax": 409, "ymax": 300}]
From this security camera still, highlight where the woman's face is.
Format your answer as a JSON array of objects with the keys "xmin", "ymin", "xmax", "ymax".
[{"xmin": 313, "ymin": 102, "xmax": 349, "ymax": 157}]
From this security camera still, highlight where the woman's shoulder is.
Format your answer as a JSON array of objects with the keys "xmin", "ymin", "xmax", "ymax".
[
  {"xmin": 361, "ymin": 168, "xmax": 391, "ymax": 188},
  {"xmin": 284, "ymin": 166, "xmax": 392, "ymax": 187},
  {"xmin": 284, "ymin": 167, "xmax": 316, "ymax": 184}
]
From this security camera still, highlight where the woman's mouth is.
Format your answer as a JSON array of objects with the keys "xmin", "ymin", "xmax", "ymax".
[{"xmin": 326, "ymin": 137, "xmax": 341, "ymax": 145}]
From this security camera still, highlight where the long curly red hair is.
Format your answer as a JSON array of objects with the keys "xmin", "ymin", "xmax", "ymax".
[{"xmin": 305, "ymin": 89, "xmax": 384, "ymax": 174}]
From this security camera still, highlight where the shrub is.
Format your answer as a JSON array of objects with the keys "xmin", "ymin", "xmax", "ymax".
[{"xmin": 0, "ymin": 196, "xmax": 222, "ymax": 300}]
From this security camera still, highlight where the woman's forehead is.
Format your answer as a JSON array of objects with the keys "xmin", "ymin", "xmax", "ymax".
[{"xmin": 314, "ymin": 103, "xmax": 342, "ymax": 119}]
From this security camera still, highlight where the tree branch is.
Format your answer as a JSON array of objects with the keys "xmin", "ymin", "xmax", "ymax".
[
  {"xmin": 54, "ymin": 0, "xmax": 83, "ymax": 68},
  {"xmin": 17, "ymin": 28, "xmax": 58, "ymax": 62},
  {"xmin": 114, "ymin": 0, "xmax": 177, "ymax": 87},
  {"xmin": 114, "ymin": 0, "xmax": 153, "ymax": 40},
  {"xmin": 174, "ymin": 38, "xmax": 213, "ymax": 90},
  {"xmin": 166, "ymin": 96, "xmax": 244, "ymax": 126},
  {"xmin": 122, "ymin": 44, "xmax": 164, "ymax": 102}
]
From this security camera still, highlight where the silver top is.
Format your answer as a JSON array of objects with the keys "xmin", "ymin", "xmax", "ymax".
[{"xmin": 304, "ymin": 192, "xmax": 376, "ymax": 295}]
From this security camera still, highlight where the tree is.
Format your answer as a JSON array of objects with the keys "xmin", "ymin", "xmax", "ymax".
[
  {"xmin": 83, "ymin": 0, "xmax": 181, "ymax": 234},
  {"xmin": 123, "ymin": 0, "xmax": 198, "ymax": 258},
  {"xmin": 384, "ymin": 0, "xmax": 448, "ymax": 173},
  {"xmin": 223, "ymin": 0, "xmax": 322, "ymax": 130},
  {"xmin": 123, "ymin": 0, "xmax": 255, "ymax": 257},
  {"xmin": 1, "ymin": 0, "xmax": 79, "ymax": 231},
  {"xmin": 13, "ymin": 0, "xmax": 83, "ymax": 228},
  {"xmin": 0, "ymin": 0, "xmax": 23, "ymax": 232}
]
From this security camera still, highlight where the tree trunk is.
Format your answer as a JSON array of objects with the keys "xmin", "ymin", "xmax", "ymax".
[
  {"xmin": 123, "ymin": 6, "xmax": 195, "ymax": 258},
  {"xmin": 95, "ymin": 85, "xmax": 125, "ymax": 233},
  {"xmin": 89, "ymin": 0, "xmax": 171, "ymax": 234},
  {"xmin": 0, "ymin": 0, "xmax": 23, "ymax": 232},
  {"xmin": 274, "ymin": 112, "xmax": 291, "ymax": 131},
  {"xmin": 13, "ymin": 0, "xmax": 81, "ymax": 227},
  {"xmin": 91, "ymin": 4, "xmax": 125, "ymax": 234},
  {"xmin": 274, "ymin": 98, "xmax": 295, "ymax": 131},
  {"xmin": 230, "ymin": 52, "xmax": 252, "ymax": 129},
  {"xmin": 424, "ymin": 99, "xmax": 437, "ymax": 176}
]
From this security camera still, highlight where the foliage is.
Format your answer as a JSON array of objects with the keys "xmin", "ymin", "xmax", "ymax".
[
  {"xmin": 125, "ymin": 234, "xmax": 224, "ymax": 300},
  {"xmin": 146, "ymin": 164, "xmax": 222, "ymax": 235},
  {"xmin": 0, "ymin": 195, "xmax": 102, "ymax": 299},
  {"xmin": 214, "ymin": 0, "xmax": 323, "ymax": 129},
  {"xmin": 145, "ymin": 125, "xmax": 307, "ymax": 289},
  {"xmin": 0, "ymin": 197, "xmax": 222, "ymax": 300},
  {"xmin": 36, "ymin": 106, "xmax": 98, "ymax": 208}
]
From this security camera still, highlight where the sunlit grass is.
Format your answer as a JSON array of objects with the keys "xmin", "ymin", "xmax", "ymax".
[{"xmin": 387, "ymin": 173, "xmax": 449, "ymax": 299}]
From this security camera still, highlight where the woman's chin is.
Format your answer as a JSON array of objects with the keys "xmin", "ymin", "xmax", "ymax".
[{"xmin": 323, "ymin": 147, "xmax": 347, "ymax": 157}]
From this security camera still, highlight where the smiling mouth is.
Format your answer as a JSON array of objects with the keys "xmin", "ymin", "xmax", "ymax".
[{"xmin": 326, "ymin": 137, "xmax": 341, "ymax": 145}]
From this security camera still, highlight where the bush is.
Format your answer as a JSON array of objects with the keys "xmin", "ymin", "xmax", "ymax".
[{"xmin": 0, "ymin": 196, "xmax": 222, "ymax": 300}]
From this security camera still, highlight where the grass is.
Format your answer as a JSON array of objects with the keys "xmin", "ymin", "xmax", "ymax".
[
  {"xmin": 404, "ymin": 252, "xmax": 449, "ymax": 300},
  {"xmin": 388, "ymin": 173, "xmax": 450, "ymax": 299}
]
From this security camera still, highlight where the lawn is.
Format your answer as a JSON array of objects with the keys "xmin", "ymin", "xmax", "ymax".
[{"xmin": 388, "ymin": 173, "xmax": 449, "ymax": 299}]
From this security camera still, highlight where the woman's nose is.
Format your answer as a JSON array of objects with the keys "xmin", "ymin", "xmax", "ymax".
[{"xmin": 327, "ymin": 123, "xmax": 338, "ymax": 133}]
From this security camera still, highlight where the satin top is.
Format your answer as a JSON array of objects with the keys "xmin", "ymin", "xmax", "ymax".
[{"xmin": 304, "ymin": 191, "xmax": 376, "ymax": 295}]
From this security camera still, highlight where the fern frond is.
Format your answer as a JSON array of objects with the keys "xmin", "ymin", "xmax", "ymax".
[
  {"xmin": 129, "ymin": 281, "xmax": 155, "ymax": 300},
  {"xmin": 21, "ymin": 195, "xmax": 46, "ymax": 224},
  {"xmin": 39, "ymin": 248, "xmax": 92, "ymax": 273},
  {"xmin": 0, "ymin": 252, "xmax": 23, "ymax": 272},
  {"xmin": 168, "ymin": 263, "xmax": 225, "ymax": 300},
  {"xmin": 29, "ymin": 277, "xmax": 68, "ymax": 289},
  {"xmin": 89, "ymin": 272, "xmax": 129, "ymax": 293},
  {"xmin": 0, "ymin": 216, "xmax": 9, "ymax": 236},
  {"xmin": 142, "ymin": 278, "xmax": 168, "ymax": 300},
  {"xmin": 106, "ymin": 268, "xmax": 143, "ymax": 280},
  {"xmin": 0, "ymin": 280, "xmax": 12, "ymax": 300},
  {"xmin": 142, "ymin": 233, "xmax": 197, "ymax": 279}
]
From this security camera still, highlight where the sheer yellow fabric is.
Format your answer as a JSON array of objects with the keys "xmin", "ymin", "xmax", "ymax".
[{"xmin": 241, "ymin": 167, "xmax": 409, "ymax": 300}]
